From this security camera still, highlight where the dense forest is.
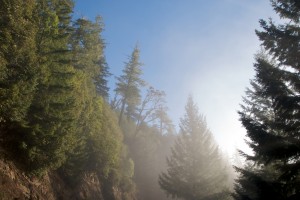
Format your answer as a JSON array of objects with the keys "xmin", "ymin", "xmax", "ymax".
[{"xmin": 0, "ymin": 0, "xmax": 300, "ymax": 200}]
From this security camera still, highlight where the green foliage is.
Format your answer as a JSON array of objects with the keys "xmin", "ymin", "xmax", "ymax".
[
  {"xmin": 159, "ymin": 97, "xmax": 228, "ymax": 200},
  {"xmin": 113, "ymin": 46, "xmax": 145, "ymax": 124},
  {"xmin": 0, "ymin": 1, "xmax": 221, "ymax": 200},
  {"xmin": 62, "ymin": 97, "xmax": 124, "ymax": 182},
  {"xmin": 86, "ymin": 98, "xmax": 123, "ymax": 177},
  {"xmin": 233, "ymin": 162, "xmax": 287, "ymax": 200},
  {"xmin": 20, "ymin": 0, "xmax": 81, "ymax": 175},
  {"xmin": 0, "ymin": 0, "xmax": 37, "ymax": 124},
  {"xmin": 62, "ymin": 16, "xmax": 120, "ymax": 179},
  {"xmin": 100, "ymin": 140, "xmax": 136, "ymax": 200},
  {"xmin": 0, "ymin": 1, "xmax": 138, "ymax": 199},
  {"xmin": 71, "ymin": 16, "xmax": 109, "ymax": 93},
  {"xmin": 234, "ymin": 0, "xmax": 300, "ymax": 199},
  {"xmin": 0, "ymin": 0, "xmax": 119, "ymax": 179}
]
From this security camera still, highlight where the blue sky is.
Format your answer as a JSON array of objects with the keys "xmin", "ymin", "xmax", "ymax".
[{"xmin": 74, "ymin": 0, "xmax": 277, "ymax": 156}]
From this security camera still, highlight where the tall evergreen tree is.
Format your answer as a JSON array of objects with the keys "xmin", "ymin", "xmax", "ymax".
[
  {"xmin": 95, "ymin": 55, "xmax": 111, "ymax": 99},
  {"xmin": 234, "ymin": 0, "xmax": 300, "ymax": 199},
  {"xmin": 0, "ymin": 0, "xmax": 37, "ymax": 128},
  {"xmin": 63, "ymin": 16, "xmax": 125, "ymax": 187},
  {"xmin": 19, "ymin": 0, "xmax": 82, "ymax": 174},
  {"xmin": 69, "ymin": 17, "xmax": 106, "ymax": 145},
  {"xmin": 71, "ymin": 16, "xmax": 110, "ymax": 98},
  {"xmin": 159, "ymin": 97, "xmax": 229, "ymax": 200},
  {"xmin": 114, "ymin": 46, "xmax": 145, "ymax": 124}
]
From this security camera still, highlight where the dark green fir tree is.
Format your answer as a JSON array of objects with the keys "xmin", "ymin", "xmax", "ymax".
[
  {"xmin": 0, "ymin": 0, "xmax": 38, "ymax": 130},
  {"xmin": 113, "ymin": 46, "xmax": 145, "ymax": 124},
  {"xmin": 233, "ymin": 1, "xmax": 300, "ymax": 199},
  {"xmin": 71, "ymin": 16, "xmax": 110, "ymax": 99},
  {"xmin": 63, "ymin": 16, "xmax": 123, "ymax": 185},
  {"xmin": 21, "ymin": 0, "xmax": 81, "ymax": 174}
]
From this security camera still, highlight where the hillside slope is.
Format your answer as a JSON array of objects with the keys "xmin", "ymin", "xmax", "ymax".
[{"xmin": 0, "ymin": 158, "xmax": 106, "ymax": 200}]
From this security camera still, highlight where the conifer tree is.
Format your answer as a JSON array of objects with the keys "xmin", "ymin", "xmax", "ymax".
[
  {"xmin": 159, "ymin": 97, "xmax": 229, "ymax": 200},
  {"xmin": 114, "ymin": 46, "xmax": 145, "ymax": 124},
  {"xmin": 21, "ymin": 0, "xmax": 82, "ymax": 174},
  {"xmin": 234, "ymin": 0, "xmax": 300, "ymax": 199},
  {"xmin": 69, "ymin": 17, "xmax": 106, "ymax": 142},
  {"xmin": 71, "ymin": 16, "xmax": 110, "ymax": 99},
  {"xmin": 95, "ymin": 56, "xmax": 111, "ymax": 99},
  {"xmin": 63, "ymin": 16, "xmax": 123, "ymax": 183},
  {"xmin": 0, "ymin": 0, "xmax": 37, "ymax": 127}
]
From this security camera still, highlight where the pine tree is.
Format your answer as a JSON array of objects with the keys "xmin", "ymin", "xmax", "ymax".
[
  {"xmin": 19, "ymin": 0, "xmax": 82, "ymax": 174},
  {"xmin": 0, "ymin": 0, "xmax": 37, "ymax": 127},
  {"xmin": 114, "ymin": 46, "xmax": 145, "ymax": 124},
  {"xmin": 69, "ymin": 17, "xmax": 106, "ymax": 143},
  {"xmin": 159, "ymin": 97, "xmax": 229, "ymax": 200},
  {"xmin": 63, "ymin": 16, "xmax": 123, "ymax": 182},
  {"xmin": 233, "ymin": 161, "xmax": 286, "ymax": 200},
  {"xmin": 71, "ymin": 16, "xmax": 110, "ymax": 99},
  {"xmin": 95, "ymin": 56, "xmax": 110, "ymax": 99},
  {"xmin": 234, "ymin": 0, "xmax": 300, "ymax": 199}
]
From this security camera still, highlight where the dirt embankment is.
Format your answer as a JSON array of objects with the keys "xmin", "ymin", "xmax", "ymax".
[{"xmin": 0, "ymin": 159, "xmax": 104, "ymax": 200}]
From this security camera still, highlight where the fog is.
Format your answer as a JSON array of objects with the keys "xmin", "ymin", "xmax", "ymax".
[
  {"xmin": 73, "ymin": 0, "xmax": 276, "ymax": 156},
  {"xmin": 0, "ymin": 0, "xmax": 289, "ymax": 199}
]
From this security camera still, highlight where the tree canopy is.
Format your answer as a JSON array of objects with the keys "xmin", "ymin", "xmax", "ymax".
[{"xmin": 0, "ymin": 1, "xmax": 237, "ymax": 199}]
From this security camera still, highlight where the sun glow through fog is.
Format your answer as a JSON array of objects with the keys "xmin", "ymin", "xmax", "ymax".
[{"xmin": 75, "ymin": 0, "xmax": 276, "ymax": 162}]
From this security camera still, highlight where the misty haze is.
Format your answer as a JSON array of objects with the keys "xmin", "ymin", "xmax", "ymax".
[{"xmin": 0, "ymin": 0, "xmax": 299, "ymax": 199}]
